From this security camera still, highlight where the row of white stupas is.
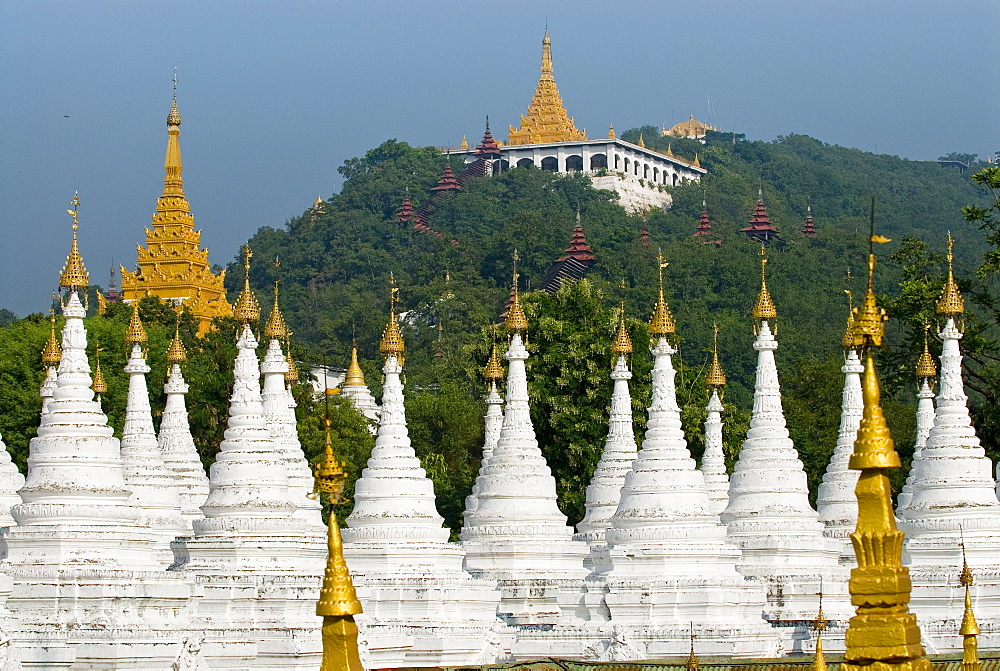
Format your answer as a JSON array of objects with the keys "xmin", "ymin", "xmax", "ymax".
[{"xmin": 0, "ymin": 221, "xmax": 998, "ymax": 668}]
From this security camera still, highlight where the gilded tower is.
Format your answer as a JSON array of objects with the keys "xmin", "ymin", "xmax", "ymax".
[
  {"xmin": 121, "ymin": 83, "xmax": 232, "ymax": 334},
  {"xmin": 507, "ymin": 31, "xmax": 587, "ymax": 146}
]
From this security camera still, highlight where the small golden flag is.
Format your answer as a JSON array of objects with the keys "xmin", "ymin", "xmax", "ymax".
[{"xmin": 871, "ymin": 235, "xmax": 892, "ymax": 244}]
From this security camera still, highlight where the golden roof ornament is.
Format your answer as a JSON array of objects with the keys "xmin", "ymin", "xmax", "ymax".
[
  {"xmin": 752, "ymin": 246, "xmax": 777, "ymax": 323},
  {"xmin": 233, "ymin": 245, "xmax": 261, "ymax": 324},
  {"xmin": 937, "ymin": 234, "xmax": 964, "ymax": 318},
  {"xmin": 812, "ymin": 586, "xmax": 828, "ymax": 671},
  {"xmin": 649, "ymin": 249, "xmax": 677, "ymax": 338},
  {"xmin": 167, "ymin": 69, "xmax": 182, "ymax": 126},
  {"xmin": 686, "ymin": 625, "xmax": 699, "ymax": 671},
  {"xmin": 379, "ymin": 273, "xmax": 405, "ymax": 360},
  {"xmin": 637, "ymin": 133, "xmax": 645, "ymax": 148},
  {"xmin": 345, "ymin": 340, "xmax": 366, "ymax": 387},
  {"xmin": 284, "ymin": 335, "xmax": 299, "ymax": 384},
  {"xmin": 59, "ymin": 193, "xmax": 90, "ymax": 292},
  {"xmin": 505, "ymin": 252, "xmax": 529, "ymax": 333},
  {"xmin": 460, "ymin": 134, "xmax": 468, "ymax": 150},
  {"xmin": 125, "ymin": 302, "xmax": 148, "ymax": 345},
  {"xmin": 665, "ymin": 143, "xmax": 676, "ymax": 159},
  {"xmin": 693, "ymin": 153, "xmax": 702, "ymax": 168},
  {"xmin": 958, "ymin": 537, "xmax": 982, "ymax": 671},
  {"xmin": 263, "ymin": 258, "xmax": 287, "ymax": 339},
  {"xmin": 706, "ymin": 324, "xmax": 727, "ymax": 389},
  {"xmin": 842, "ymin": 271, "xmax": 856, "ymax": 349},
  {"xmin": 41, "ymin": 312, "xmax": 62, "ymax": 367},
  {"xmin": 915, "ymin": 324, "xmax": 937, "ymax": 382},
  {"xmin": 166, "ymin": 319, "xmax": 187, "ymax": 364},
  {"xmin": 608, "ymin": 122, "xmax": 616, "ymax": 139},
  {"xmin": 91, "ymin": 343, "xmax": 108, "ymax": 395},
  {"xmin": 484, "ymin": 330, "xmax": 504, "ymax": 383},
  {"xmin": 611, "ymin": 300, "xmax": 633, "ymax": 356}
]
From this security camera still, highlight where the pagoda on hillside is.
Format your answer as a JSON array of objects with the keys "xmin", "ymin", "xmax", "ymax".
[
  {"xmin": 540, "ymin": 212, "xmax": 596, "ymax": 293},
  {"xmin": 693, "ymin": 200, "xmax": 722, "ymax": 246},
  {"xmin": 507, "ymin": 31, "xmax": 587, "ymax": 145},
  {"xmin": 121, "ymin": 81, "xmax": 232, "ymax": 334},
  {"xmin": 802, "ymin": 204, "xmax": 817, "ymax": 237},
  {"xmin": 739, "ymin": 189, "xmax": 780, "ymax": 243}
]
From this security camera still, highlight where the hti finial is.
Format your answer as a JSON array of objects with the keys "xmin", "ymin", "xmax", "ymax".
[
  {"xmin": 91, "ymin": 341, "xmax": 108, "ymax": 395},
  {"xmin": 166, "ymin": 316, "xmax": 187, "ymax": 365},
  {"xmin": 958, "ymin": 527, "xmax": 981, "ymax": 659},
  {"xmin": 125, "ymin": 302, "xmax": 148, "ymax": 345},
  {"xmin": 505, "ymin": 251, "xmax": 528, "ymax": 333},
  {"xmin": 59, "ymin": 192, "xmax": 90, "ymax": 292},
  {"xmin": 233, "ymin": 245, "xmax": 261, "ymax": 324},
  {"xmin": 379, "ymin": 273, "xmax": 405, "ymax": 360},
  {"xmin": 850, "ymin": 200, "xmax": 890, "ymax": 350},
  {"xmin": 41, "ymin": 310, "xmax": 62, "ymax": 367},
  {"xmin": 611, "ymin": 292, "xmax": 632, "ymax": 356},
  {"xmin": 649, "ymin": 249, "xmax": 676, "ymax": 338},
  {"xmin": 484, "ymin": 326, "xmax": 505, "ymax": 384},
  {"xmin": 167, "ymin": 69, "xmax": 182, "ymax": 126},
  {"xmin": 937, "ymin": 233, "xmax": 964, "ymax": 318},
  {"xmin": 686, "ymin": 623, "xmax": 699, "ymax": 671},
  {"xmin": 752, "ymin": 245, "xmax": 777, "ymax": 323},
  {"xmin": 916, "ymin": 322, "xmax": 937, "ymax": 383},
  {"xmin": 263, "ymin": 256, "xmax": 287, "ymax": 339},
  {"xmin": 706, "ymin": 323, "xmax": 726, "ymax": 389}
]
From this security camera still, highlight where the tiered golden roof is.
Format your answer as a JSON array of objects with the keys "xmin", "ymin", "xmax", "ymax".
[
  {"xmin": 507, "ymin": 31, "xmax": 587, "ymax": 146},
  {"xmin": 379, "ymin": 274, "xmax": 405, "ymax": 360},
  {"xmin": 41, "ymin": 313, "xmax": 62, "ymax": 367},
  {"xmin": 263, "ymin": 276, "xmax": 288, "ymax": 340},
  {"xmin": 649, "ymin": 250, "xmax": 677, "ymax": 338},
  {"xmin": 125, "ymin": 303, "xmax": 148, "ymax": 345},
  {"xmin": 937, "ymin": 234, "xmax": 964, "ymax": 318},
  {"xmin": 166, "ymin": 323, "xmax": 187, "ymax": 364},
  {"xmin": 285, "ymin": 336, "xmax": 299, "ymax": 384},
  {"xmin": 484, "ymin": 338, "xmax": 504, "ymax": 383},
  {"xmin": 842, "ymin": 289, "xmax": 857, "ymax": 349},
  {"xmin": 959, "ymin": 543, "xmax": 982, "ymax": 671},
  {"xmin": 706, "ymin": 325, "xmax": 727, "ymax": 388},
  {"xmin": 120, "ymin": 86, "xmax": 232, "ymax": 334},
  {"xmin": 91, "ymin": 344, "xmax": 108, "ymax": 395},
  {"xmin": 916, "ymin": 325, "xmax": 937, "ymax": 381},
  {"xmin": 233, "ymin": 246, "xmax": 261, "ymax": 324},
  {"xmin": 59, "ymin": 193, "xmax": 90, "ymax": 292},
  {"xmin": 345, "ymin": 341, "xmax": 366, "ymax": 387},
  {"xmin": 841, "ymin": 233, "xmax": 929, "ymax": 671},
  {"xmin": 505, "ymin": 254, "xmax": 529, "ymax": 333},
  {"xmin": 753, "ymin": 247, "xmax": 777, "ymax": 322},
  {"xmin": 611, "ymin": 301, "xmax": 633, "ymax": 355}
]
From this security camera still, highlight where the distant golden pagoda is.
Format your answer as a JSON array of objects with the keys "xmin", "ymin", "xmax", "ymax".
[
  {"xmin": 507, "ymin": 31, "xmax": 587, "ymax": 146},
  {"xmin": 120, "ymin": 82, "xmax": 232, "ymax": 334}
]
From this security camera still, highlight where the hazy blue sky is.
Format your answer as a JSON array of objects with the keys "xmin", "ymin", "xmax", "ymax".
[{"xmin": 2, "ymin": 1, "xmax": 997, "ymax": 316}]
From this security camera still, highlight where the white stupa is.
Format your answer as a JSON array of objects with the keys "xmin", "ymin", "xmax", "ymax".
[
  {"xmin": 720, "ymin": 251, "xmax": 844, "ymax": 624},
  {"xmin": 574, "ymin": 306, "xmax": 639, "ymax": 547},
  {"xmin": 339, "ymin": 341, "xmax": 381, "ymax": 426},
  {"xmin": 816, "ymin": 310, "xmax": 865, "ymax": 561},
  {"xmin": 897, "ymin": 330, "xmax": 937, "ymax": 510},
  {"xmin": 700, "ymin": 328, "xmax": 730, "ymax": 516},
  {"xmin": 158, "ymin": 325, "xmax": 210, "ymax": 528},
  {"xmin": 0, "ymin": 433, "xmax": 23, "ymax": 530},
  {"xmin": 4, "ymin": 208, "xmax": 192, "ymax": 667},
  {"xmin": 119, "ymin": 304, "xmax": 187, "ymax": 565},
  {"xmin": 461, "ymin": 263, "xmax": 588, "ymax": 627},
  {"xmin": 184, "ymin": 248, "xmax": 325, "ymax": 669},
  {"xmin": 342, "ymin": 280, "xmax": 502, "ymax": 667},
  {"xmin": 582, "ymin": 266, "xmax": 772, "ymax": 660},
  {"xmin": 896, "ymin": 238, "xmax": 1000, "ymax": 651},
  {"xmin": 259, "ymin": 283, "xmax": 323, "ymax": 529},
  {"xmin": 39, "ymin": 312, "xmax": 61, "ymax": 417},
  {"xmin": 463, "ymin": 339, "xmax": 505, "ymax": 518}
]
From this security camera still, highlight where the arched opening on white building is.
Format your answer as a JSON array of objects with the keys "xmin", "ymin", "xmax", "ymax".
[
  {"xmin": 623, "ymin": 157, "xmax": 630, "ymax": 173},
  {"xmin": 672, "ymin": 173, "xmax": 678, "ymax": 186},
  {"xmin": 589, "ymin": 154, "xmax": 607, "ymax": 170},
  {"xmin": 565, "ymin": 155, "xmax": 584, "ymax": 172},
  {"xmin": 643, "ymin": 164, "xmax": 650, "ymax": 179},
  {"xmin": 614, "ymin": 154, "xmax": 621, "ymax": 169},
  {"xmin": 516, "ymin": 158, "xmax": 534, "ymax": 169},
  {"xmin": 541, "ymin": 156, "xmax": 559, "ymax": 171}
]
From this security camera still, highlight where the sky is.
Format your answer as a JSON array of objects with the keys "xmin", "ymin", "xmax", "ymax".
[{"xmin": 2, "ymin": 1, "xmax": 997, "ymax": 316}]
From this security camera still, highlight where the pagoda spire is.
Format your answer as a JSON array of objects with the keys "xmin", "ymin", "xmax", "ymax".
[
  {"xmin": 59, "ymin": 193, "xmax": 89, "ymax": 293},
  {"xmin": 464, "ymin": 332, "xmax": 506, "ymax": 518},
  {"xmin": 701, "ymin": 324, "xmax": 729, "ymax": 514},
  {"xmin": 958, "ymin": 541, "xmax": 981, "ymax": 671},
  {"xmin": 473, "ymin": 117, "xmax": 502, "ymax": 158},
  {"xmin": 740, "ymin": 188, "xmax": 779, "ymax": 243},
  {"xmin": 897, "ymin": 325, "xmax": 937, "ymax": 509},
  {"xmin": 339, "ymin": 340, "xmax": 379, "ymax": 424},
  {"xmin": 813, "ymin": 590, "xmax": 828, "ymax": 671},
  {"xmin": 40, "ymin": 311, "xmax": 61, "ymax": 416},
  {"xmin": 802, "ymin": 202, "xmax": 818, "ymax": 237},
  {"xmin": 430, "ymin": 162, "xmax": 461, "ymax": 192},
  {"xmin": 507, "ymin": 31, "xmax": 587, "ymax": 145},
  {"xmin": 556, "ymin": 210, "xmax": 596, "ymax": 265},
  {"xmin": 396, "ymin": 192, "xmax": 414, "ymax": 223}
]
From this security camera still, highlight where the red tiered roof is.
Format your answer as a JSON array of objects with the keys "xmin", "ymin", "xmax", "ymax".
[
  {"xmin": 396, "ymin": 195, "xmax": 414, "ymax": 223},
  {"xmin": 739, "ymin": 191, "xmax": 779, "ymax": 243},
  {"xmin": 693, "ymin": 203, "xmax": 722, "ymax": 246},
  {"xmin": 430, "ymin": 164, "xmax": 461, "ymax": 192},
  {"xmin": 802, "ymin": 205, "xmax": 817, "ymax": 237},
  {"xmin": 639, "ymin": 228, "xmax": 650, "ymax": 247},
  {"xmin": 474, "ymin": 118, "xmax": 502, "ymax": 158},
  {"xmin": 557, "ymin": 225, "xmax": 596, "ymax": 265}
]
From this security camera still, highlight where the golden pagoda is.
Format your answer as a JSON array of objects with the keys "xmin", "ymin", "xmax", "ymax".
[
  {"xmin": 841, "ymin": 229, "xmax": 929, "ymax": 671},
  {"xmin": 120, "ymin": 81, "xmax": 232, "ymax": 334},
  {"xmin": 507, "ymin": 31, "xmax": 587, "ymax": 146}
]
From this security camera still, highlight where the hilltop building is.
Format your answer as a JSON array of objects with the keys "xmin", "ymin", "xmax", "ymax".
[
  {"xmin": 120, "ymin": 87, "xmax": 232, "ymax": 334},
  {"xmin": 662, "ymin": 115, "xmax": 719, "ymax": 141},
  {"xmin": 451, "ymin": 32, "xmax": 706, "ymax": 213}
]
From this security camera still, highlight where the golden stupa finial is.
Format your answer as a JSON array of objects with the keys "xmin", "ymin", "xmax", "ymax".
[
  {"xmin": 284, "ymin": 333, "xmax": 299, "ymax": 384},
  {"xmin": 59, "ymin": 192, "xmax": 90, "ymax": 292},
  {"xmin": 841, "ymin": 197, "xmax": 929, "ymax": 671},
  {"xmin": 125, "ymin": 301, "xmax": 148, "ymax": 345},
  {"xmin": 345, "ymin": 339, "xmax": 366, "ymax": 387},
  {"xmin": 693, "ymin": 153, "xmax": 702, "ymax": 168},
  {"xmin": 813, "ymin": 585, "xmax": 828, "ymax": 671},
  {"xmin": 752, "ymin": 245, "xmax": 777, "ymax": 324},
  {"xmin": 850, "ymin": 200, "xmax": 891, "ymax": 350},
  {"xmin": 937, "ymin": 233, "xmax": 964, "ymax": 318},
  {"xmin": 505, "ymin": 251, "xmax": 529, "ymax": 333},
  {"xmin": 166, "ymin": 317, "xmax": 187, "ymax": 365},
  {"xmin": 42, "ymin": 310, "xmax": 62, "ymax": 367},
  {"xmin": 263, "ymin": 257, "xmax": 288, "ymax": 339},
  {"xmin": 958, "ymin": 532, "xmax": 982, "ymax": 671},
  {"xmin": 649, "ymin": 249, "xmax": 676, "ymax": 338},
  {"xmin": 91, "ymin": 342, "xmax": 108, "ymax": 395},
  {"xmin": 611, "ymin": 282, "xmax": 633, "ymax": 356},
  {"xmin": 484, "ymin": 326, "xmax": 505, "ymax": 384},
  {"xmin": 167, "ymin": 68, "xmax": 182, "ymax": 126},
  {"xmin": 842, "ymin": 269, "xmax": 856, "ymax": 349},
  {"xmin": 460, "ymin": 134, "xmax": 468, "ymax": 150},
  {"xmin": 233, "ymin": 245, "xmax": 261, "ymax": 324},
  {"xmin": 665, "ymin": 143, "xmax": 676, "ymax": 158},
  {"xmin": 379, "ymin": 273, "xmax": 405, "ymax": 360},
  {"xmin": 686, "ymin": 623, "xmax": 699, "ymax": 671},
  {"xmin": 916, "ymin": 323, "xmax": 937, "ymax": 383},
  {"xmin": 637, "ymin": 133, "xmax": 646, "ymax": 148},
  {"xmin": 706, "ymin": 324, "xmax": 727, "ymax": 389},
  {"xmin": 608, "ymin": 122, "xmax": 616, "ymax": 139}
]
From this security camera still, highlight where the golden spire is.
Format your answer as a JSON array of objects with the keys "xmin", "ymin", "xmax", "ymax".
[
  {"xmin": 706, "ymin": 324, "xmax": 727, "ymax": 389},
  {"xmin": 937, "ymin": 234, "xmax": 964, "ymax": 318},
  {"xmin": 608, "ymin": 122, "xmax": 616, "ymax": 139},
  {"xmin": 59, "ymin": 193, "xmax": 90, "ymax": 291},
  {"xmin": 916, "ymin": 324, "xmax": 937, "ymax": 382},
  {"xmin": 611, "ymin": 300, "xmax": 633, "ymax": 356},
  {"xmin": 263, "ymin": 258, "xmax": 287, "ymax": 339},
  {"xmin": 41, "ymin": 311, "xmax": 62, "ymax": 367},
  {"xmin": 233, "ymin": 246, "xmax": 261, "ymax": 324},
  {"xmin": 460, "ymin": 134, "xmax": 468, "ymax": 150},
  {"xmin": 958, "ymin": 538, "xmax": 981, "ymax": 671},
  {"xmin": 649, "ymin": 249, "xmax": 677, "ymax": 338},
  {"xmin": 637, "ymin": 133, "xmax": 645, "ymax": 148},
  {"xmin": 686, "ymin": 625, "xmax": 699, "ymax": 671},
  {"xmin": 164, "ymin": 71, "xmax": 184, "ymax": 196},
  {"xmin": 379, "ymin": 274, "xmax": 405, "ymax": 360},
  {"xmin": 125, "ymin": 302, "xmax": 148, "ymax": 345},
  {"xmin": 484, "ymin": 337, "xmax": 505, "ymax": 384},
  {"xmin": 314, "ymin": 415, "xmax": 364, "ymax": 670},
  {"xmin": 91, "ymin": 342, "xmax": 108, "ymax": 395},
  {"xmin": 167, "ymin": 69, "xmax": 181, "ymax": 126},
  {"xmin": 166, "ymin": 320, "xmax": 187, "ymax": 364},
  {"xmin": 284, "ymin": 334, "xmax": 299, "ymax": 384},
  {"xmin": 841, "ymin": 212, "xmax": 929, "ymax": 671},
  {"xmin": 843, "ymin": 270, "xmax": 856, "ymax": 349},
  {"xmin": 507, "ymin": 30, "xmax": 587, "ymax": 145},
  {"xmin": 505, "ymin": 252, "xmax": 529, "ymax": 332},
  {"xmin": 753, "ymin": 246, "xmax": 777, "ymax": 323},
  {"xmin": 813, "ymin": 588, "xmax": 828, "ymax": 671},
  {"xmin": 665, "ymin": 143, "xmax": 676, "ymax": 159},
  {"xmin": 693, "ymin": 153, "xmax": 702, "ymax": 168},
  {"xmin": 345, "ymin": 340, "xmax": 366, "ymax": 387}
]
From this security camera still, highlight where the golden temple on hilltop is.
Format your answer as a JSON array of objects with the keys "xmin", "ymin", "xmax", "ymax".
[
  {"xmin": 120, "ymin": 85, "xmax": 232, "ymax": 334},
  {"xmin": 507, "ymin": 31, "xmax": 588, "ymax": 145}
]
